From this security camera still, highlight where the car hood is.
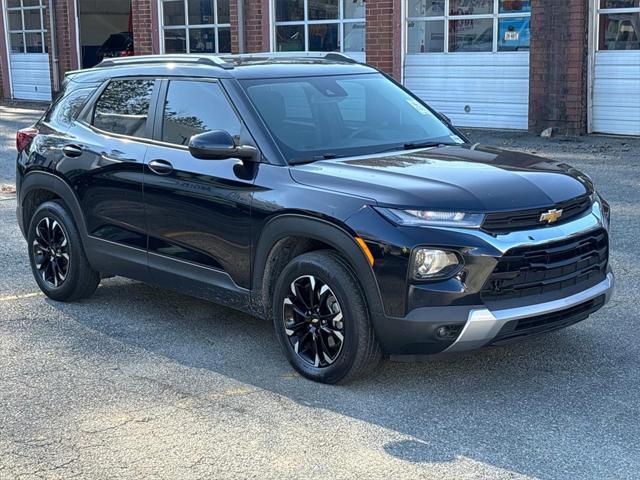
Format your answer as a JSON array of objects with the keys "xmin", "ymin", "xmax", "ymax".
[{"xmin": 289, "ymin": 144, "xmax": 592, "ymax": 212}]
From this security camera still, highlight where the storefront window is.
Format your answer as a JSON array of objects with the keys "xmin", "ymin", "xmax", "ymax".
[
  {"xmin": 276, "ymin": 0, "xmax": 304, "ymax": 21},
  {"xmin": 407, "ymin": 20, "xmax": 445, "ymax": 52},
  {"xmin": 600, "ymin": 1, "xmax": 640, "ymax": 7},
  {"xmin": 498, "ymin": 16, "xmax": 530, "ymax": 51},
  {"xmin": 406, "ymin": 0, "xmax": 531, "ymax": 53},
  {"xmin": 449, "ymin": 18, "xmax": 493, "ymax": 52},
  {"xmin": 408, "ymin": 0, "xmax": 445, "ymax": 18},
  {"xmin": 309, "ymin": 0, "xmax": 339, "ymax": 21},
  {"xmin": 499, "ymin": 0, "xmax": 531, "ymax": 13},
  {"xmin": 449, "ymin": 0, "xmax": 493, "ymax": 15},
  {"xmin": 598, "ymin": 1, "xmax": 640, "ymax": 50},
  {"xmin": 344, "ymin": 0, "xmax": 365, "ymax": 18},
  {"xmin": 6, "ymin": 0, "xmax": 47, "ymax": 54},
  {"xmin": 162, "ymin": 0, "xmax": 231, "ymax": 53},
  {"xmin": 274, "ymin": 0, "xmax": 365, "ymax": 54},
  {"xmin": 599, "ymin": 13, "xmax": 640, "ymax": 49}
]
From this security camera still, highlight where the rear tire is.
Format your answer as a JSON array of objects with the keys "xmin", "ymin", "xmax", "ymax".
[
  {"xmin": 27, "ymin": 200, "xmax": 100, "ymax": 302},
  {"xmin": 272, "ymin": 250, "xmax": 382, "ymax": 384}
]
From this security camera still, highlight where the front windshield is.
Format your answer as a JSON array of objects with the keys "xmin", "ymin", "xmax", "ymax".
[{"xmin": 241, "ymin": 73, "xmax": 459, "ymax": 162}]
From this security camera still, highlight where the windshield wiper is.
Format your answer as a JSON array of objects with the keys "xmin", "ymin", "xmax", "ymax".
[
  {"xmin": 404, "ymin": 141, "xmax": 454, "ymax": 149},
  {"xmin": 289, "ymin": 153, "xmax": 341, "ymax": 165},
  {"xmin": 373, "ymin": 141, "xmax": 456, "ymax": 156}
]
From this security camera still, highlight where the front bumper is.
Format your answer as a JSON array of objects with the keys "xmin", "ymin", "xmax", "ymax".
[
  {"xmin": 365, "ymin": 199, "xmax": 614, "ymax": 355},
  {"xmin": 444, "ymin": 271, "xmax": 614, "ymax": 352}
]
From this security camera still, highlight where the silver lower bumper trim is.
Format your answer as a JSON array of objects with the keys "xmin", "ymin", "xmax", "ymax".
[{"xmin": 444, "ymin": 272, "xmax": 615, "ymax": 353}]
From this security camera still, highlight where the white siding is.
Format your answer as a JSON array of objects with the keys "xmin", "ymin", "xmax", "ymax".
[
  {"xmin": 403, "ymin": 52, "xmax": 530, "ymax": 130},
  {"xmin": 9, "ymin": 53, "xmax": 52, "ymax": 101},
  {"xmin": 592, "ymin": 51, "xmax": 640, "ymax": 136}
]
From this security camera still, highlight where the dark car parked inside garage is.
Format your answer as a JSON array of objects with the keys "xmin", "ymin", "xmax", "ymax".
[{"xmin": 15, "ymin": 53, "xmax": 613, "ymax": 383}]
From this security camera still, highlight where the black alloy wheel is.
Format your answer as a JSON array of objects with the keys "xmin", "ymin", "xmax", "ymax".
[
  {"xmin": 32, "ymin": 217, "xmax": 70, "ymax": 288},
  {"xmin": 272, "ymin": 250, "xmax": 382, "ymax": 384},
  {"xmin": 283, "ymin": 275, "xmax": 345, "ymax": 368},
  {"xmin": 27, "ymin": 200, "xmax": 100, "ymax": 302}
]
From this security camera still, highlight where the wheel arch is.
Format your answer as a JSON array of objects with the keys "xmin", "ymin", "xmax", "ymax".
[
  {"xmin": 19, "ymin": 171, "xmax": 88, "ymax": 241},
  {"xmin": 251, "ymin": 214, "xmax": 385, "ymax": 321}
]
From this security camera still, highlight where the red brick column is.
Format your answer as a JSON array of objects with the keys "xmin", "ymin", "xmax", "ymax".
[
  {"xmin": 54, "ymin": 0, "xmax": 80, "ymax": 76},
  {"xmin": 365, "ymin": 0, "xmax": 402, "ymax": 80},
  {"xmin": 242, "ymin": 0, "xmax": 270, "ymax": 53},
  {"xmin": 528, "ymin": 0, "xmax": 589, "ymax": 135},
  {"xmin": 132, "ymin": 0, "xmax": 159, "ymax": 56}
]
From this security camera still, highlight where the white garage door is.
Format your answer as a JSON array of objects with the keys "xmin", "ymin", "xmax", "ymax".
[
  {"xmin": 9, "ymin": 53, "xmax": 52, "ymax": 101},
  {"xmin": 404, "ymin": 52, "xmax": 529, "ymax": 129},
  {"xmin": 591, "ymin": 3, "xmax": 640, "ymax": 136},
  {"xmin": 404, "ymin": 0, "xmax": 531, "ymax": 130},
  {"xmin": 5, "ymin": 0, "xmax": 52, "ymax": 101}
]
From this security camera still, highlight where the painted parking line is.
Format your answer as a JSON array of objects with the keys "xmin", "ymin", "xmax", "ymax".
[{"xmin": 0, "ymin": 292, "xmax": 44, "ymax": 302}]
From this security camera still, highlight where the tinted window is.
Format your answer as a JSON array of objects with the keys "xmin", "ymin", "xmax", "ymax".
[
  {"xmin": 43, "ymin": 83, "xmax": 97, "ymax": 129},
  {"xmin": 93, "ymin": 79, "xmax": 154, "ymax": 137},
  {"xmin": 161, "ymin": 80, "xmax": 241, "ymax": 146}
]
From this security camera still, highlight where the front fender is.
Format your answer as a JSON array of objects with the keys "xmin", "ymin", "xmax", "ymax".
[{"xmin": 251, "ymin": 213, "xmax": 386, "ymax": 321}]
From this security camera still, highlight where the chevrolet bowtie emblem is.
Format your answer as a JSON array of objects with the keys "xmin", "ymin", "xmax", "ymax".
[{"xmin": 540, "ymin": 208, "xmax": 563, "ymax": 224}]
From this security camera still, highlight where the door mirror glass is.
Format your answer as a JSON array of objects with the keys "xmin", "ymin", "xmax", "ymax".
[{"xmin": 188, "ymin": 130, "xmax": 257, "ymax": 161}]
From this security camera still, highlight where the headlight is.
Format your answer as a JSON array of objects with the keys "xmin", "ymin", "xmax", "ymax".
[
  {"xmin": 412, "ymin": 248, "xmax": 461, "ymax": 279},
  {"xmin": 376, "ymin": 207, "xmax": 485, "ymax": 228}
]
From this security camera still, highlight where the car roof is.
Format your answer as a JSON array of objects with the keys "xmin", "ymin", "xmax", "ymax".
[{"xmin": 65, "ymin": 53, "xmax": 378, "ymax": 84}]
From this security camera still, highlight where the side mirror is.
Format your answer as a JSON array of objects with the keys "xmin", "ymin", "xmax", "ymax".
[{"xmin": 188, "ymin": 130, "xmax": 258, "ymax": 161}]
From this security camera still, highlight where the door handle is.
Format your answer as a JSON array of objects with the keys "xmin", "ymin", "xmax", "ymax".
[
  {"xmin": 148, "ymin": 159, "xmax": 174, "ymax": 175},
  {"xmin": 62, "ymin": 144, "xmax": 83, "ymax": 158}
]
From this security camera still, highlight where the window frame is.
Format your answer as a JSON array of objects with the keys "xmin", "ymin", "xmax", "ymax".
[
  {"xmin": 271, "ymin": 0, "xmax": 366, "ymax": 53},
  {"xmin": 595, "ymin": 1, "xmax": 640, "ymax": 51},
  {"xmin": 150, "ymin": 78, "xmax": 245, "ymax": 150},
  {"xmin": 159, "ymin": 0, "xmax": 232, "ymax": 54},
  {"xmin": 405, "ymin": 0, "xmax": 532, "ymax": 54},
  {"xmin": 84, "ymin": 78, "xmax": 161, "ymax": 142},
  {"xmin": 6, "ymin": 0, "xmax": 47, "ymax": 54}
]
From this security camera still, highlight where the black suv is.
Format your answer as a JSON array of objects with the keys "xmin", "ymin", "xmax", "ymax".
[{"xmin": 16, "ymin": 53, "xmax": 614, "ymax": 383}]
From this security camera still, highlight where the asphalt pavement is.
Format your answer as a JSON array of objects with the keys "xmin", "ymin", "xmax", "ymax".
[{"xmin": 1, "ymin": 105, "xmax": 639, "ymax": 479}]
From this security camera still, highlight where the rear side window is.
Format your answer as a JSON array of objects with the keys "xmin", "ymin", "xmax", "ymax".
[
  {"xmin": 42, "ymin": 81, "xmax": 97, "ymax": 130},
  {"xmin": 161, "ymin": 80, "xmax": 241, "ymax": 146},
  {"xmin": 93, "ymin": 79, "xmax": 154, "ymax": 138}
]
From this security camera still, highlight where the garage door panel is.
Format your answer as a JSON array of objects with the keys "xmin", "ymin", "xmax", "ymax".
[
  {"xmin": 9, "ymin": 53, "xmax": 52, "ymax": 101},
  {"xmin": 406, "ymin": 81, "xmax": 530, "ymax": 102},
  {"xmin": 404, "ymin": 53, "xmax": 530, "ymax": 130},
  {"xmin": 592, "ymin": 51, "xmax": 640, "ymax": 135}
]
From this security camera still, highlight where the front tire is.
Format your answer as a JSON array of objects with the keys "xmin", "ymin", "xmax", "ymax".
[
  {"xmin": 272, "ymin": 250, "xmax": 382, "ymax": 384},
  {"xmin": 27, "ymin": 200, "xmax": 100, "ymax": 302}
]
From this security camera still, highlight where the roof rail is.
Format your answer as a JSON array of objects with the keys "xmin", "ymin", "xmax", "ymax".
[
  {"xmin": 222, "ymin": 52, "xmax": 359, "ymax": 64},
  {"xmin": 95, "ymin": 54, "xmax": 234, "ymax": 69}
]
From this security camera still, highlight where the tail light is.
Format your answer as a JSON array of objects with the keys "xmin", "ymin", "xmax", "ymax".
[
  {"xmin": 119, "ymin": 49, "xmax": 134, "ymax": 57},
  {"xmin": 16, "ymin": 127, "xmax": 39, "ymax": 153}
]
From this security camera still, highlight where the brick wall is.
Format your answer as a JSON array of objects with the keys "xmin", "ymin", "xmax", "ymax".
[
  {"xmin": 243, "ymin": 0, "xmax": 270, "ymax": 53},
  {"xmin": 131, "ymin": 0, "xmax": 158, "ymax": 56},
  {"xmin": 54, "ymin": 0, "xmax": 78, "ymax": 77},
  {"xmin": 528, "ymin": 0, "xmax": 589, "ymax": 135},
  {"xmin": 366, "ymin": 0, "xmax": 402, "ymax": 80}
]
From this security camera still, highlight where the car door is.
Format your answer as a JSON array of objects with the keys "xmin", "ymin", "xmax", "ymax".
[
  {"xmin": 143, "ymin": 78, "xmax": 258, "ymax": 303},
  {"xmin": 62, "ymin": 78, "xmax": 158, "ymax": 280}
]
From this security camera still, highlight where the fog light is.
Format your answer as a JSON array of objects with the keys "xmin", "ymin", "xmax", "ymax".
[
  {"xmin": 436, "ymin": 325, "xmax": 462, "ymax": 339},
  {"xmin": 413, "ymin": 248, "xmax": 460, "ymax": 279}
]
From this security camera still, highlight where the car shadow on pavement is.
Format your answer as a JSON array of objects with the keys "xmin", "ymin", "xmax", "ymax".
[{"xmin": 47, "ymin": 276, "xmax": 636, "ymax": 479}]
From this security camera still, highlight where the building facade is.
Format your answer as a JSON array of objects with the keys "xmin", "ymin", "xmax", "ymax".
[{"xmin": 1, "ymin": 0, "xmax": 638, "ymax": 135}]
